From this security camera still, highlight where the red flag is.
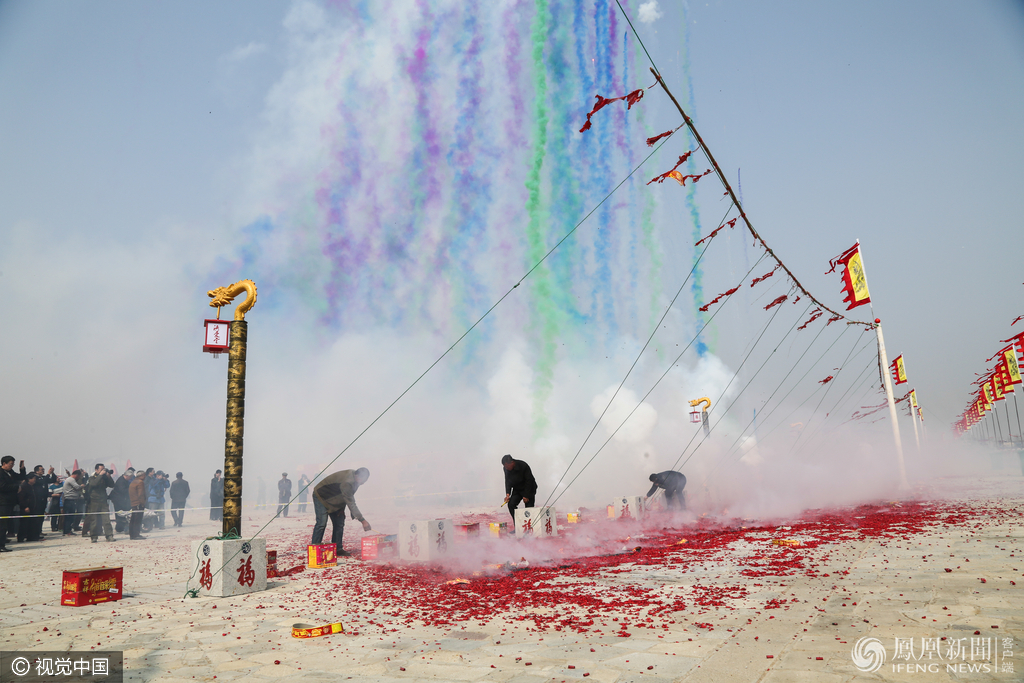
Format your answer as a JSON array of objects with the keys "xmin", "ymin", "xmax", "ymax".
[
  {"xmin": 750, "ymin": 265, "xmax": 780, "ymax": 288},
  {"xmin": 827, "ymin": 243, "xmax": 871, "ymax": 310},
  {"xmin": 72, "ymin": 459, "xmax": 79, "ymax": 474},
  {"xmin": 797, "ymin": 309, "xmax": 823, "ymax": 330},
  {"xmin": 698, "ymin": 286, "xmax": 739, "ymax": 312},
  {"xmin": 695, "ymin": 218, "xmax": 738, "ymax": 247},
  {"xmin": 646, "ymin": 152, "xmax": 699, "ymax": 185},
  {"xmin": 579, "ymin": 89, "xmax": 644, "ymax": 133},
  {"xmin": 646, "ymin": 129, "xmax": 675, "ymax": 147}
]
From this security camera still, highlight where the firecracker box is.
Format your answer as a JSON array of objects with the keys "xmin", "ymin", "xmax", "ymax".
[
  {"xmin": 454, "ymin": 522, "xmax": 480, "ymax": 542},
  {"xmin": 514, "ymin": 507, "xmax": 558, "ymax": 537},
  {"xmin": 398, "ymin": 519, "xmax": 454, "ymax": 562},
  {"xmin": 611, "ymin": 496, "xmax": 646, "ymax": 521},
  {"xmin": 187, "ymin": 538, "xmax": 267, "ymax": 598},
  {"xmin": 607, "ymin": 505, "xmax": 615, "ymax": 519},
  {"xmin": 361, "ymin": 534, "xmax": 398, "ymax": 560},
  {"xmin": 772, "ymin": 539, "xmax": 800, "ymax": 547},
  {"xmin": 488, "ymin": 521, "xmax": 509, "ymax": 538},
  {"xmin": 307, "ymin": 543, "xmax": 338, "ymax": 568},
  {"xmin": 61, "ymin": 566, "xmax": 123, "ymax": 606},
  {"xmin": 267, "ymin": 550, "xmax": 278, "ymax": 578},
  {"xmin": 567, "ymin": 511, "xmax": 581, "ymax": 524}
]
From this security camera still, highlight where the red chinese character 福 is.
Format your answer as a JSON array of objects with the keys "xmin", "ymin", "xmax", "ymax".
[
  {"xmin": 199, "ymin": 559, "xmax": 213, "ymax": 590},
  {"xmin": 237, "ymin": 556, "xmax": 255, "ymax": 587}
]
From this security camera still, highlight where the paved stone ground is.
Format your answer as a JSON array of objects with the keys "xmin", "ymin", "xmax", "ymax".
[{"xmin": 1, "ymin": 476, "xmax": 1021, "ymax": 682}]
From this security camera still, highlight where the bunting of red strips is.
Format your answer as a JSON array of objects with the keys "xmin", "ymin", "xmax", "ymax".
[
  {"xmin": 664, "ymin": 168, "xmax": 713, "ymax": 187},
  {"xmin": 818, "ymin": 375, "xmax": 834, "ymax": 385},
  {"xmin": 797, "ymin": 308, "xmax": 823, "ymax": 330},
  {"xmin": 646, "ymin": 152, "xmax": 700, "ymax": 185},
  {"xmin": 1013, "ymin": 315, "xmax": 1023, "ymax": 326},
  {"xmin": 698, "ymin": 286, "xmax": 739, "ymax": 313},
  {"xmin": 579, "ymin": 89, "xmax": 644, "ymax": 133},
  {"xmin": 825, "ymin": 314, "xmax": 842, "ymax": 326},
  {"xmin": 695, "ymin": 218, "xmax": 738, "ymax": 246},
  {"xmin": 646, "ymin": 129, "xmax": 675, "ymax": 147},
  {"xmin": 764, "ymin": 295, "xmax": 788, "ymax": 310},
  {"xmin": 750, "ymin": 265, "xmax": 780, "ymax": 288}
]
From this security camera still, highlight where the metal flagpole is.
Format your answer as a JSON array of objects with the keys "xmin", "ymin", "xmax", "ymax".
[
  {"xmin": 908, "ymin": 390, "xmax": 921, "ymax": 453},
  {"xmin": 874, "ymin": 321, "xmax": 908, "ymax": 488},
  {"xmin": 1015, "ymin": 393, "xmax": 1023, "ymax": 446},
  {"xmin": 993, "ymin": 405, "xmax": 1004, "ymax": 445}
]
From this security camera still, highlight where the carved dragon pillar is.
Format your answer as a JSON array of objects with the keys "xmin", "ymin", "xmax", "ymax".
[{"xmin": 207, "ymin": 279, "xmax": 257, "ymax": 537}]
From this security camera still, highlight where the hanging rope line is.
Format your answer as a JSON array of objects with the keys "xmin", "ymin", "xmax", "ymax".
[
  {"xmin": 671, "ymin": 294, "xmax": 810, "ymax": 473},
  {"xmin": 543, "ymin": 251, "xmax": 770, "ymax": 509},
  {"xmin": 542, "ymin": 234, "xmax": 717, "ymax": 508}
]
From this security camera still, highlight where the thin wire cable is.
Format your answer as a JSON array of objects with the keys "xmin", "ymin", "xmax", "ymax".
[
  {"xmin": 791, "ymin": 332, "xmax": 874, "ymax": 454},
  {"xmin": 544, "ymin": 251, "xmax": 770, "ymax": 508},
  {"xmin": 669, "ymin": 289, "xmax": 806, "ymax": 474},
  {"xmin": 541, "ymin": 237, "xmax": 715, "ymax": 508},
  {"xmin": 719, "ymin": 323, "xmax": 851, "ymax": 460}
]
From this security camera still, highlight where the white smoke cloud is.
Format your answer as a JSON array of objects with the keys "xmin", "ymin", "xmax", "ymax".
[{"xmin": 638, "ymin": 1, "xmax": 663, "ymax": 24}]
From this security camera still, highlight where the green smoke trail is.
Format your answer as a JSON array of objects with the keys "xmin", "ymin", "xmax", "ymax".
[{"xmin": 526, "ymin": 0, "xmax": 557, "ymax": 435}]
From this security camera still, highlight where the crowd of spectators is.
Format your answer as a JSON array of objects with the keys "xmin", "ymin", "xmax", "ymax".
[{"xmin": 0, "ymin": 456, "xmax": 200, "ymax": 550}]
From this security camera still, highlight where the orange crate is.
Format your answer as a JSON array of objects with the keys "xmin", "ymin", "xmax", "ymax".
[{"xmin": 307, "ymin": 544, "xmax": 337, "ymax": 568}]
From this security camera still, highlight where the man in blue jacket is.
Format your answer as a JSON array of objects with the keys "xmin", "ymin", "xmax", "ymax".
[{"xmin": 145, "ymin": 468, "xmax": 169, "ymax": 530}]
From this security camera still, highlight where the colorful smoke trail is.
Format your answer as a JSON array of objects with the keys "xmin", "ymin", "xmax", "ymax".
[{"xmin": 217, "ymin": 0, "xmax": 705, "ymax": 433}]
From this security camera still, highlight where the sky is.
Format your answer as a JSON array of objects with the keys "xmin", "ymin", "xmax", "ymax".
[{"xmin": 1, "ymin": 0, "xmax": 1022, "ymax": 516}]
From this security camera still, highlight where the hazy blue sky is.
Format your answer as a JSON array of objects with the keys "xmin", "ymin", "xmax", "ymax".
[{"xmin": 1, "ymin": 1, "xmax": 1022, "ymax": 503}]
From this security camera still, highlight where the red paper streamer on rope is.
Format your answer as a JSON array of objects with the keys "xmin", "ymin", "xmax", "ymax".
[
  {"xmin": 825, "ymin": 314, "xmax": 842, "ymax": 326},
  {"xmin": 797, "ymin": 309, "xmax": 823, "ymax": 330},
  {"xmin": 750, "ymin": 265, "xmax": 780, "ymax": 288},
  {"xmin": 1012, "ymin": 315, "xmax": 1023, "ymax": 326},
  {"xmin": 764, "ymin": 295, "xmax": 788, "ymax": 311},
  {"xmin": 695, "ymin": 218, "xmax": 738, "ymax": 247},
  {"xmin": 818, "ymin": 375, "xmax": 834, "ymax": 385},
  {"xmin": 646, "ymin": 151, "xmax": 697, "ymax": 184},
  {"xmin": 698, "ymin": 286, "xmax": 740, "ymax": 312},
  {"xmin": 579, "ymin": 89, "xmax": 644, "ymax": 133},
  {"xmin": 646, "ymin": 129, "xmax": 675, "ymax": 147}
]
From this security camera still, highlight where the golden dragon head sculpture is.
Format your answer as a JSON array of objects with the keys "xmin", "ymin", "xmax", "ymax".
[
  {"xmin": 207, "ymin": 279, "xmax": 258, "ymax": 320},
  {"xmin": 688, "ymin": 397, "xmax": 711, "ymax": 412}
]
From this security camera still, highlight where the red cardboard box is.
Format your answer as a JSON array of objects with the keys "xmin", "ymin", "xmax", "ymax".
[
  {"xmin": 307, "ymin": 544, "xmax": 337, "ymax": 568},
  {"xmin": 454, "ymin": 523, "xmax": 480, "ymax": 542},
  {"xmin": 61, "ymin": 566, "xmax": 123, "ymax": 606},
  {"xmin": 267, "ymin": 550, "xmax": 278, "ymax": 578},
  {"xmin": 361, "ymin": 534, "xmax": 397, "ymax": 561}
]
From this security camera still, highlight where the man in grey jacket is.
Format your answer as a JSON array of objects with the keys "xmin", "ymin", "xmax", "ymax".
[
  {"xmin": 310, "ymin": 468, "xmax": 371, "ymax": 556},
  {"xmin": 61, "ymin": 470, "xmax": 84, "ymax": 536}
]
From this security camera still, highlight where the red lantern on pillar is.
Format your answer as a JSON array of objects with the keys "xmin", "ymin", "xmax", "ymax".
[
  {"xmin": 203, "ymin": 319, "xmax": 230, "ymax": 357},
  {"xmin": 689, "ymin": 409, "xmax": 702, "ymax": 424}
]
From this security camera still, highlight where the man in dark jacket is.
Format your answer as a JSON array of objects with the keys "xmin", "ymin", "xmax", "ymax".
[
  {"xmin": 311, "ymin": 468, "xmax": 371, "ymax": 554},
  {"xmin": 646, "ymin": 470, "xmax": 687, "ymax": 510},
  {"xmin": 128, "ymin": 469, "xmax": 148, "ymax": 540},
  {"xmin": 501, "ymin": 454, "xmax": 538, "ymax": 528},
  {"xmin": 0, "ymin": 456, "xmax": 26, "ymax": 552},
  {"xmin": 209, "ymin": 470, "xmax": 223, "ymax": 521},
  {"xmin": 85, "ymin": 465, "xmax": 116, "ymax": 542},
  {"xmin": 111, "ymin": 468, "xmax": 134, "ymax": 533},
  {"xmin": 17, "ymin": 472, "xmax": 45, "ymax": 542},
  {"xmin": 31, "ymin": 465, "xmax": 55, "ymax": 540},
  {"xmin": 169, "ymin": 472, "xmax": 190, "ymax": 527},
  {"xmin": 277, "ymin": 473, "xmax": 292, "ymax": 518}
]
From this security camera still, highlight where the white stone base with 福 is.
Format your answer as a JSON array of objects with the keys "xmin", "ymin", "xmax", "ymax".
[
  {"xmin": 398, "ymin": 519, "xmax": 454, "ymax": 562},
  {"xmin": 187, "ymin": 538, "xmax": 267, "ymax": 597},
  {"xmin": 612, "ymin": 496, "xmax": 646, "ymax": 521},
  {"xmin": 514, "ymin": 507, "xmax": 558, "ymax": 537}
]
